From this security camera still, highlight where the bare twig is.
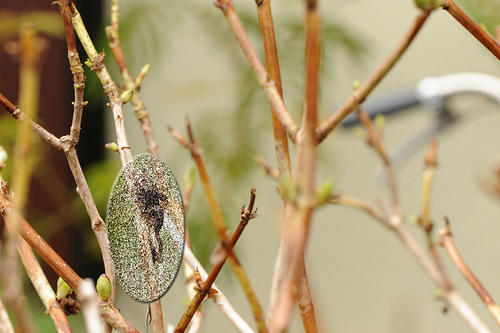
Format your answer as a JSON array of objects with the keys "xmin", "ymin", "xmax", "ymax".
[
  {"xmin": 417, "ymin": 140, "xmax": 451, "ymax": 288},
  {"xmin": 70, "ymin": 3, "xmax": 132, "ymax": 164},
  {"xmin": 183, "ymin": 247, "xmax": 254, "ymax": 333},
  {"xmin": 18, "ymin": 238, "xmax": 72, "ymax": 333},
  {"xmin": 355, "ymin": 108, "xmax": 400, "ymax": 213},
  {"xmin": 169, "ymin": 121, "xmax": 265, "ymax": 330},
  {"xmin": 0, "ymin": 92, "xmax": 61, "ymax": 149},
  {"xmin": 54, "ymin": 1, "xmax": 117, "ymax": 310},
  {"xmin": 105, "ymin": 0, "xmax": 158, "ymax": 155},
  {"xmin": 78, "ymin": 279, "xmax": 105, "ymax": 333},
  {"xmin": 439, "ymin": 219, "xmax": 500, "ymax": 327},
  {"xmin": 329, "ymin": 195, "xmax": 491, "ymax": 332},
  {"xmin": 253, "ymin": 0, "xmax": 291, "ymax": 175},
  {"xmin": 214, "ymin": 0, "xmax": 298, "ymax": 142},
  {"xmin": 175, "ymin": 189, "xmax": 258, "ymax": 333},
  {"xmin": 0, "ymin": 196, "xmax": 139, "ymax": 333},
  {"xmin": 316, "ymin": 10, "xmax": 431, "ymax": 142},
  {"xmin": 269, "ymin": 0, "xmax": 320, "ymax": 330},
  {"xmin": 441, "ymin": 0, "xmax": 500, "ymax": 60}
]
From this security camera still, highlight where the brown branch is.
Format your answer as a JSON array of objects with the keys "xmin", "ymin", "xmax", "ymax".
[
  {"xmin": 328, "ymin": 195, "xmax": 490, "ymax": 332},
  {"xmin": 254, "ymin": 0, "xmax": 291, "ymax": 175},
  {"xmin": 268, "ymin": 0, "xmax": 320, "ymax": 330},
  {"xmin": 442, "ymin": 1, "xmax": 500, "ymax": 60},
  {"xmin": 54, "ymin": 2, "xmax": 117, "ymax": 313},
  {"xmin": 329, "ymin": 194, "xmax": 390, "ymax": 227},
  {"xmin": 105, "ymin": 0, "xmax": 159, "ymax": 155},
  {"xmin": 175, "ymin": 188, "xmax": 258, "ymax": 333},
  {"xmin": 0, "ymin": 196, "xmax": 139, "ymax": 333},
  {"xmin": 355, "ymin": 108, "xmax": 400, "ymax": 213},
  {"xmin": 214, "ymin": 0, "xmax": 298, "ymax": 142},
  {"xmin": 55, "ymin": 0, "xmax": 85, "ymax": 146},
  {"xmin": 70, "ymin": 3, "xmax": 132, "ymax": 164},
  {"xmin": 18, "ymin": 238, "xmax": 72, "ymax": 333},
  {"xmin": 169, "ymin": 121, "xmax": 266, "ymax": 330},
  {"xmin": 183, "ymin": 247, "xmax": 254, "ymax": 333},
  {"xmin": 0, "ymin": 92, "xmax": 62, "ymax": 149},
  {"xmin": 316, "ymin": 10, "xmax": 431, "ymax": 143},
  {"xmin": 439, "ymin": 219, "xmax": 500, "ymax": 327}
]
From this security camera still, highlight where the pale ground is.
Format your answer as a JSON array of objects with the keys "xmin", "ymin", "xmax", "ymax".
[{"xmin": 107, "ymin": 0, "xmax": 500, "ymax": 332}]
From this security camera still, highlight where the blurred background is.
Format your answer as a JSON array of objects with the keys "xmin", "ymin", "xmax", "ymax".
[{"xmin": 0, "ymin": 0, "xmax": 499, "ymax": 331}]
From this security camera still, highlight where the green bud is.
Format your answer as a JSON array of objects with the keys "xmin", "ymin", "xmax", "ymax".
[
  {"xmin": 278, "ymin": 174, "xmax": 297, "ymax": 203},
  {"xmin": 353, "ymin": 80, "xmax": 361, "ymax": 90},
  {"xmin": 139, "ymin": 63, "xmax": 151, "ymax": 77},
  {"xmin": 84, "ymin": 59, "xmax": 92, "ymax": 68},
  {"xmin": 315, "ymin": 179, "xmax": 335, "ymax": 205},
  {"xmin": 0, "ymin": 146, "xmax": 7, "ymax": 164},
  {"xmin": 120, "ymin": 90, "xmax": 134, "ymax": 104},
  {"xmin": 96, "ymin": 274, "xmax": 112, "ymax": 301},
  {"xmin": 414, "ymin": 0, "xmax": 443, "ymax": 10},
  {"xmin": 184, "ymin": 166, "xmax": 197, "ymax": 189},
  {"xmin": 56, "ymin": 277, "xmax": 72, "ymax": 299},
  {"xmin": 105, "ymin": 142, "xmax": 119, "ymax": 152}
]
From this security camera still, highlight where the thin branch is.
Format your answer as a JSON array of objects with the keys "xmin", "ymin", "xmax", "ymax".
[
  {"xmin": 0, "ymin": 92, "xmax": 62, "ymax": 149},
  {"xmin": 439, "ymin": 219, "xmax": 500, "ymax": 327},
  {"xmin": 18, "ymin": 238, "xmax": 72, "ymax": 333},
  {"xmin": 355, "ymin": 108, "xmax": 400, "ymax": 214},
  {"xmin": 214, "ymin": 0, "xmax": 298, "ymax": 142},
  {"xmin": 55, "ymin": 1, "xmax": 117, "ymax": 311},
  {"xmin": 442, "ymin": 0, "xmax": 500, "ymax": 60},
  {"xmin": 329, "ymin": 194, "xmax": 390, "ymax": 227},
  {"xmin": 316, "ymin": 10, "xmax": 431, "ymax": 143},
  {"xmin": 55, "ymin": 0, "xmax": 85, "ymax": 145},
  {"xmin": 183, "ymin": 172, "xmax": 204, "ymax": 333},
  {"xmin": 175, "ymin": 189, "xmax": 258, "ymax": 333},
  {"xmin": 0, "ymin": 196, "xmax": 139, "ymax": 333},
  {"xmin": 183, "ymin": 247, "xmax": 254, "ymax": 333},
  {"xmin": 254, "ymin": 0, "xmax": 291, "ymax": 175},
  {"xmin": 328, "ymin": 195, "xmax": 491, "ymax": 332},
  {"xmin": 416, "ymin": 140, "xmax": 452, "ymax": 289},
  {"xmin": 268, "ymin": 0, "xmax": 320, "ymax": 329},
  {"xmin": 168, "ymin": 121, "xmax": 266, "ymax": 330},
  {"xmin": 69, "ymin": 3, "xmax": 132, "ymax": 164},
  {"xmin": 0, "ymin": 90, "xmax": 117, "ymax": 309},
  {"xmin": 150, "ymin": 301, "xmax": 165, "ymax": 333},
  {"xmin": 105, "ymin": 0, "xmax": 158, "ymax": 155}
]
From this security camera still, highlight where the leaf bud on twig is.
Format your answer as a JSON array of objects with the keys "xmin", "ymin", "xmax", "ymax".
[
  {"xmin": 96, "ymin": 274, "xmax": 112, "ymax": 301},
  {"xmin": 105, "ymin": 142, "xmax": 119, "ymax": 152},
  {"xmin": 57, "ymin": 277, "xmax": 72, "ymax": 300}
]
